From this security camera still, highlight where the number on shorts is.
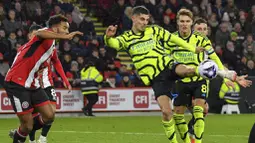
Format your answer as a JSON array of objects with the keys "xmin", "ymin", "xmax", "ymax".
[
  {"xmin": 201, "ymin": 84, "xmax": 207, "ymax": 93},
  {"xmin": 51, "ymin": 89, "xmax": 56, "ymax": 100}
]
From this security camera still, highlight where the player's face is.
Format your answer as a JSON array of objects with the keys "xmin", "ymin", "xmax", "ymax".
[
  {"xmin": 194, "ymin": 23, "xmax": 208, "ymax": 36},
  {"xmin": 132, "ymin": 14, "xmax": 150, "ymax": 32},
  {"xmin": 57, "ymin": 21, "xmax": 69, "ymax": 34},
  {"xmin": 177, "ymin": 15, "xmax": 193, "ymax": 34}
]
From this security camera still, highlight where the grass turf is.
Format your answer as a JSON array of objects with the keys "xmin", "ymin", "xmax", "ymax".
[{"xmin": 0, "ymin": 114, "xmax": 254, "ymax": 143}]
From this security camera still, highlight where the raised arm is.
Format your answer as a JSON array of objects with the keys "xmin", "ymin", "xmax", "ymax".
[
  {"xmin": 104, "ymin": 25, "xmax": 125, "ymax": 51},
  {"xmin": 35, "ymin": 29, "xmax": 83, "ymax": 40}
]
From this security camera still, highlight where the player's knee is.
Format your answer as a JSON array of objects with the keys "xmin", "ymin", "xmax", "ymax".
[
  {"xmin": 43, "ymin": 111, "xmax": 55, "ymax": 124},
  {"xmin": 175, "ymin": 64, "xmax": 195, "ymax": 77},
  {"xmin": 174, "ymin": 106, "xmax": 185, "ymax": 114},
  {"xmin": 161, "ymin": 107, "xmax": 173, "ymax": 119},
  {"xmin": 21, "ymin": 122, "xmax": 33, "ymax": 133}
]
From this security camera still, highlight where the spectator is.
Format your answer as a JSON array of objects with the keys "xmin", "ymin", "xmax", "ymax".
[
  {"xmin": 118, "ymin": 74, "xmax": 134, "ymax": 87},
  {"xmin": 215, "ymin": 22, "xmax": 230, "ymax": 48},
  {"xmin": 79, "ymin": 16, "xmax": 96, "ymax": 39},
  {"xmin": 32, "ymin": 8, "xmax": 47, "ymax": 25},
  {"xmin": 76, "ymin": 56, "xmax": 85, "ymax": 71},
  {"xmin": 246, "ymin": 60, "xmax": 255, "ymax": 76},
  {"xmin": 2, "ymin": 9, "xmax": 22, "ymax": 35},
  {"xmin": 8, "ymin": 32, "xmax": 17, "ymax": 50},
  {"xmin": 14, "ymin": 2, "xmax": 26, "ymax": 22},
  {"xmin": 0, "ymin": 4, "xmax": 6, "ymax": 22},
  {"xmin": 25, "ymin": 0, "xmax": 41, "ymax": 20},
  {"xmin": 65, "ymin": 12, "xmax": 78, "ymax": 32},
  {"xmin": 167, "ymin": 0, "xmax": 182, "ymax": 14},
  {"xmin": 41, "ymin": 0, "xmax": 55, "ymax": 18},
  {"xmin": 72, "ymin": 6, "xmax": 83, "ymax": 26},
  {"xmin": 51, "ymin": 5, "xmax": 64, "ymax": 16},
  {"xmin": 59, "ymin": 0, "xmax": 74, "ymax": 13},
  {"xmin": 62, "ymin": 53, "xmax": 72, "ymax": 72},
  {"xmin": 127, "ymin": 0, "xmax": 139, "ymax": 7},
  {"xmin": 16, "ymin": 29, "xmax": 25, "ymax": 44},
  {"xmin": 229, "ymin": 31, "xmax": 243, "ymax": 55},
  {"xmin": 233, "ymin": 22, "xmax": 246, "ymax": 43},
  {"xmin": 161, "ymin": 15, "xmax": 176, "ymax": 32},
  {"xmin": 164, "ymin": 7, "xmax": 176, "ymax": 22},
  {"xmin": 70, "ymin": 35, "xmax": 87, "ymax": 57},
  {"xmin": 109, "ymin": 0, "xmax": 126, "ymax": 25},
  {"xmin": 102, "ymin": 75, "xmax": 117, "ymax": 88},
  {"xmin": 239, "ymin": 14, "xmax": 252, "ymax": 34},
  {"xmin": 122, "ymin": 6, "xmax": 132, "ymax": 31},
  {"xmin": 223, "ymin": 41, "xmax": 241, "ymax": 70},
  {"xmin": 156, "ymin": 0, "xmax": 168, "ymax": 22},
  {"xmin": 143, "ymin": 0, "xmax": 156, "ymax": 18},
  {"xmin": 208, "ymin": 13, "xmax": 219, "ymax": 38},
  {"xmin": 67, "ymin": 61, "xmax": 81, "ymax": 87},
  {"xmin": 242, "ymin": 34, "xmax": 255, "ymax": 61},
  {"xmin": 212, "ymin": 0, "xmax": 224, "ymax": 21},
  {"xmin": 224, "ymin": 0, "xmax": 239, "ymax": 22}
]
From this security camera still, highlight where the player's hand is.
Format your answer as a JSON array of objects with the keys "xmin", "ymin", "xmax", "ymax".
[
  {"xmin": 66, "ymin": 31, "xmax": 83, "ymax": 40},
  {"xmin": 236, "ymin": 75, "xmax": 252, "ymax": 88},
  {"xmin": 67, "ymin": 84, "xmax": 72, "ymax": 93},
  {"xmin": 195, "ymin": 46, "xmax": 205, "ymax": 53},
  {"xmin": 225, "ymin": 80, "xmax": 236, "ymax": 90},
  {"xmin": 105, "ymin": 25, "xmax": 117, "ymax": 38}
]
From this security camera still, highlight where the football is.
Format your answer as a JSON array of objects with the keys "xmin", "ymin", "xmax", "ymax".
[{"xmin": 198, "ymin": 59, "xmax": 218, "ymax": 79}]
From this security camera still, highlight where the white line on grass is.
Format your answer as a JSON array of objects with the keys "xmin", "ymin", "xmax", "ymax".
[{"xmin": 0, "ymin": 130, "xmax": 248, "ymax": 138}]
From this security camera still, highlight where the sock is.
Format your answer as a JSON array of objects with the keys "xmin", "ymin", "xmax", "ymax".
[
  {"xmin": 193, "ymin": 106, "xmax": 205, "ymax": 143},
  {"xmin": 188, "ymin": 115, "xmax": 195, "ymax": 133},
  {"xmin": 29, "ymin": 129, "xmax": 36, "ymax": 141},
  {"xmin": 162, "ymin": 119, "xmax": 178, "ymax": 143},
  {"xmin": 173, "ymin": 114, "xmax": 190, "ymax": 143},
  {"xmin": 249, "ymin": 123, "xmax": 255, "ymax": 143},
  {"xmin": 33, "ymin": 115, "xmax": 45, "ymax": 130},
  {"xmin": 13, "ymin": 127, "xmax": 28, "ymax": 143},
  {"xmin": 41, "ymin": 124, "xmax": 52, "ymax": 137}
]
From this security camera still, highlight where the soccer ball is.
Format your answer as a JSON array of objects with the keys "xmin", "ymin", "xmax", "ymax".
[{"xmin": 198, "ymin": 60, "xmax": 218, "ymax": 79}]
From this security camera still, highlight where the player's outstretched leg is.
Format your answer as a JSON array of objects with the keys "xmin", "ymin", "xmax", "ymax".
[
  {"xmin": 193, "ymin": 99, "xmax": 206, "ymax": 143},
  {"xmin": 157, "ymin": 95, "xmax": 178, "ymax": 143},
  {"xmin": 174, "ymin": 106, "xmax": 191, "ymax": 143}
]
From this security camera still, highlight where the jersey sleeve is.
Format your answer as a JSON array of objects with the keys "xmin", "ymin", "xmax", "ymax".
[
  {"xmin": 202, "ymin": 38, "xmax": 225, "ymax": 70},
  {"xmin": 153, "ymin": 26, "xmax": 196, "ymax": 53},
  {"xmin": 51, "ymin": 50, "xmax": 70, "ymax": 87},
  {"xmin": 104, "ymin": 34, "xmax": 126, "ymax": 51}
]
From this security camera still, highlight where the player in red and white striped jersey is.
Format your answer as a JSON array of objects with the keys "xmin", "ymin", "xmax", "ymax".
[
  {"xmin": 27, "ymin": 25, "xmax": 71, "ymax": 143},
  {"xmin": 4, "ymin": 15, "xmax": 83, "ymax": 143}
]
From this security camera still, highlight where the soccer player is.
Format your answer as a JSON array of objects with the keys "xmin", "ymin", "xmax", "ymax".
[
  {"xmin": 169, "ymin": 9, "xmax": 251, "ymax": 143},
  {"xmin": 25, "ymin": 25, "xmax": 72, "ymax": 143},
  {"xmin": 104, "ymin": 6, "xmax": 206, "ymax": 143},
  {"xmin": 4, "ymin": 15, "xmax": 82, "ymax": 143}
]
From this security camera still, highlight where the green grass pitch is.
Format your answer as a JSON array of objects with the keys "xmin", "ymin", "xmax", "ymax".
[{"xmin": 0, "ymin": 114, "xmax": 254, "ymax": 143}]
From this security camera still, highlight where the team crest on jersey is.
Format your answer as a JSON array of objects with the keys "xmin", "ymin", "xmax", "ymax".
[{"xmin": 22, "ymin": 101, "xmax": 29, "ymax": 109}]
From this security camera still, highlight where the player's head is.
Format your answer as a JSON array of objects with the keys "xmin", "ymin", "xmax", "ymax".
[
  {"xmin": 48, "ymin": 14, "xmax": 69, "ymax": 34},
  {"xmin": 193, "ymin": 18, "xmax": 208, "ymax": 36},
  {"xmin": 28, "ymin": 24, "xmax": 42, "ymax": 40},
  {"xmin": 131, "ymin": 6, "xmax": 150, "ymax": 32},
  {"xmin": 177, "ymin": 8, "xmax": 193, "ymax": 34}
]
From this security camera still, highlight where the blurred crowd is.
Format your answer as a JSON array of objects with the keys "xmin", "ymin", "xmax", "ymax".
[{"xmin": 0, "ymin": 0, "xmax": 255, "ymax": 88}]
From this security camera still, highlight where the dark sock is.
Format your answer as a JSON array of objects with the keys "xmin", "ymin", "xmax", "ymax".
[
  {"xmin": 13, "ymin": 127, "xmax": 28, "ymax": 143},
  {"xmin": 249, "ymin": 123, "xmax": 255, "ymax": 143},
  {"xmin": 41, "ymin": 124, "xmax": 52, "ymax": 137},
  {"xmin": 188, "ymin": 115, "xmax": 195, "ymax": 133},
  {"xmin": 29, "ymin": 129, "xmax": 36, "ymax": 141},
  {"xmin": 33, "ymin": 115, "xmax": 44, "ymax": 130}
]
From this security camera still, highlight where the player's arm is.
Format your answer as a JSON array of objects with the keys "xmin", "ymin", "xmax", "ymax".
[
  {"xmin": 155, "ymin": 26, "xmax": 203, "ymax": 53},
  {"xmin": 35, "ymin": 29, "xmax": 83, "ymax": 40},
  {"xmin": 51, "ymin": 50, "xmax": 71, "ymax": 89},
  {"xmin": 104, "ymin": 25, "xmax": 125, "ymax": 51}
]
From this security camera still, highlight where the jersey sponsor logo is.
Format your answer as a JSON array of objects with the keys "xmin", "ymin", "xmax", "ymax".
[
  {"xmin": 94, "ymin": 91, "xmax": 107, "ymax": 108},
  {"xmin": 173, "ymin": 51, "xmax": 195, "ymax": 62},
  {"xmin": 1, "ymin": 92, "xmax": 13, "ymax": 110},
  {"xmin": 21, "ymin": 101, "xmax": 29, "ymax": 109},
  {"xmin": 133, "ymin": 91, "xmax": 149, "ymax": 108},
  {"xmin": 130, "ymin": 39, "xmax": 154, "ymax": 53}
]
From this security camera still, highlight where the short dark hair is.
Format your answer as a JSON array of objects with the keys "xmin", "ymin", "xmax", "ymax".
[
  {"xmin": 29, "ymin": 24, "xmax": 42, "ymax": 33},
  {"xmin": 48, "ymin": 14, "xmax": 68, "ymax": 28},
  {"xmin": 132, "ymin": 6, "xmax": 150, "ymax": 16},
  {"xmin": 194, "ymin": 18, "xmax": 208, "ymax": 25}
]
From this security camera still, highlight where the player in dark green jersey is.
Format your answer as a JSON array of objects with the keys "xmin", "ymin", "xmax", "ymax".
[
  {"xmin": 104, "ymin": 6, "xmax": 205, "ymax": 143},
  {"xmin": 169, "ymin": 9, "xmax": 252, "ymax": 143}
]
